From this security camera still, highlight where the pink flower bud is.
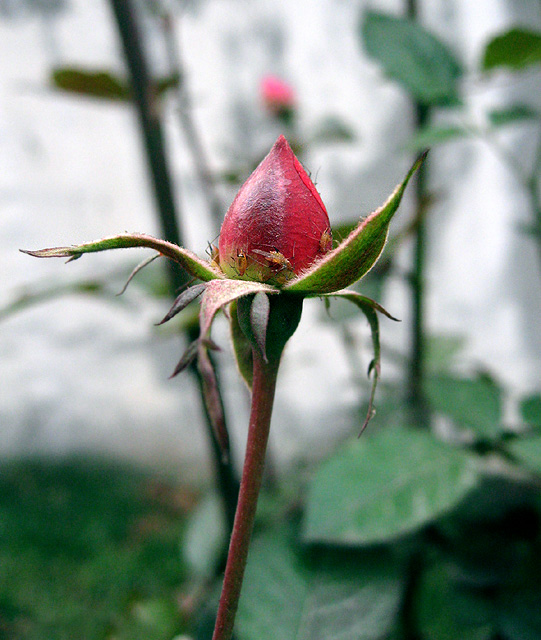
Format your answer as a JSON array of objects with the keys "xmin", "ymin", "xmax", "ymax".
[
  {"xmin": 219, "ymin": 136, "xmax": 332, "ymax": 285},
  {"xmin": 260, "ymin": 75, "xmax": 296, "ymax": 115}
]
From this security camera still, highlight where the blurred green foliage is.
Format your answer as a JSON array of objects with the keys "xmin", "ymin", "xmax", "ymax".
[
  {"xmin": 0, "ymin": 459, "xmax": 189, "ymax": 639},
  {"xmin": 362, "ymin": 11, "xmax": 462, "ymax": 106},
  {"xmin": 51, "ymin": 67, "xmax": 179, "ymax": 102}
]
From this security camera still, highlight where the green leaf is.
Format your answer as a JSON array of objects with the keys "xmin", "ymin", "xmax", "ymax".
[
  {"xmin": 304, "ymin": 427, "xmax": 479, "ymax": 545},
  {"xmin": 488, "ymin": 105, "xmax": 540, "ymax": 127},
  {"xmin": 21, "ymin": 233, "xmax": 223, "ymax": 283},
  {"xmin": 442, "ymin": 474, "xmax": 541, "ymax": 533},
  {"xmin": 182, "ymin": 491, "xmax": 227, "ymax": 579},
  {"xmin": 425, "ymin": 334, "xmax": 466, "ymax": 372},
  {"xmin": 497, "ymin": 586, "xmax": 541, "ymax": 640},
  {"xmin": 482, "ymin": 28, "xmax": 541, "ymax": 71},
  {"xmin": 51, "ymin": 66, "xmax": 179, "ymax": 102},
  {"xmin": 285, "ymin": 152, "xmax": 427, "ymax": 294},
  {"xmin": 415, "ymin": 563, "xmax": 494, "ymax": 640},
  {"xmin": 406, "ymin": 125, "xmax": 469, "ymax": 151},
  {"xmin": 229, "ymin": 299, "xmax": 254, "ymax": 389},
  {"xmin": 361, "ymin": 11, "xmax": 462, "ymax": 105},
  {"xmin": 507, "ymin": 435, "xmax": 541, "ymax": 475},
  {"xmin": 236, "ymin": 530, "xmax": 404, "ymax": 640},
  {"xmin": 520, "ymin": 394, "xmax": 541, "ymax": 426},
  {"xmin": 425, "ymin": 374, "xmax": 503, "ymax": 439},
  {"xmin": 129, "ymin": 598, "xmax": 180, "ymax": 637},
  {"xmin": 51, "ymin": 67, "xmax": 129, "ymax": 101}
]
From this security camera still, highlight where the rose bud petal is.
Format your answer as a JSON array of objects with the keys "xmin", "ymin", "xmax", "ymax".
[{"xmin": 219, "ymin": 135, "xmax": 332, "ymax": 285}]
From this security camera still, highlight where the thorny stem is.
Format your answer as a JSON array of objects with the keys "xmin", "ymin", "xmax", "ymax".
[
  {"xmin": 212, "ymin": 351, "xmax": 281, "ymax": 640},
  {"xmin": 406, "ymin": 0, "xmax": 430, "ymax": 429},
  {"xmin": 408, "ymin": 142, "xmax": 430, "ymax": 429},
  {"xmin": 160, "ymin": 9, "xmax": 224, "ymax": 231},
  {"xmin": 109, "ymin": 0, "xmax": 238, "ymax": 536},
  {"xmin": 109, "ymin": 0, "xmax": 187, "ymax": 292}
]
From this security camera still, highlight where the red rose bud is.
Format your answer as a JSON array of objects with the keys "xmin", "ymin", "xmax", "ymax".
[
  {"xmin": 260, "ymin": 74, "xmax": 296, "ymax": 116},
  {"xmin": 219, "ymin": 135, "xmax": 332, "ymax": 285}
]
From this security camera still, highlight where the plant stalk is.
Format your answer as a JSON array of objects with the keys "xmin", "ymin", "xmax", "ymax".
[
  {"xmin": 109, "ymin": 0, "xmax": 238, "ymax": 535},
  {"xmin": 187, "ymin": 328, "xmax": 239, "ymax": 536},
  {"xmin": 109, "ymin": 0, "xmax": 186, "ymax": 291},
  {"xmin": 406, "ymin": 0, "xmax": 430, "ymax": 428},
  {"xmin": 160, "ymin": 9, "xmax": 224, "ymax": 231},
  {"xmin": 212, "ymin": 351, "xmax": 280, "ymax": 640}
]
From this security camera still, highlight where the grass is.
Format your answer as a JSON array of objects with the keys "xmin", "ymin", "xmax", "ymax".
[{"xmin": 0, "ymin": 457, "xmax": 193, "ymax": 639}]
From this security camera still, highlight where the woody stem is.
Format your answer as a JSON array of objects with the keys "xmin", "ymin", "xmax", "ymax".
[
  {"xmin": 406, "ymin": 0, "xmax": 431, "ymax": 429},
  {"xmin": 212, "ymin": 350, "xmax": 280, "ymax": 640}
]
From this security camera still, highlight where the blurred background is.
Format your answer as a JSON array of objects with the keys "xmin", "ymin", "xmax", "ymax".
[{"xmin": 1, "ymin": 0, "xmax": 540, "ymax": 639}]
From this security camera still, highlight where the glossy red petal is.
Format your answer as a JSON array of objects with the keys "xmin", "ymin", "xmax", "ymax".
[{"xmin": 219, "ymin": 135, "xmax": 332, "ymax": 285}]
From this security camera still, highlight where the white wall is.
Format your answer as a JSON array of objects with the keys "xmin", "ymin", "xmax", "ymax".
[{"xmin": 1, "ymin": 0, "xmax": 540, "ymax": 477}]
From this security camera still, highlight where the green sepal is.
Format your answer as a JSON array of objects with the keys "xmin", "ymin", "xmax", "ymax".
[
  {"xmin": 237, "ymin": 293, "xmax": 304, "ymax": 365},
  {"xmin": 21, "ymin": 233, "xmax": 223, "ymax": 283},
  {"xmin": 250, "ymin": 293, "xmax": 271, "ymax": 362},
  {"xmin": 284, "ymin": 151, "xmax": 427, "ymax": 294},
  {"xmin": 236, "ymin": 293, "xmax": 271, "ymax": 363},
  {"xmin": 323, "ymin": 290, "xmax": 398, "ymax": 433},
  {"xmin": 157, "ymin": 283, "xmax": 207, "ymax": 325},
  {"xmin": 169, "ymin": 338, "xmax": 200, "ymax": 378},
  {"xmin": 199, "ymin": 279, "xmax": 277, "ymax": 339},
  {"xmin": 229, "ymin": 299, "xmax": 254, "ymax": 389},
  {"xmin": 198, "ymin": 344, "xmax": 230, "ymax": 463},
  {"xmin": 264, "ymin": 294, "xmax": 304, "ymax": 363},
  {"xmin": 236, "ymin": 296, "xmax": 258, "ymax": 358}
]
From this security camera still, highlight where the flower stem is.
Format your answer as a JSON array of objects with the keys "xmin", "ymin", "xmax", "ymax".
[{"xmin": 212, "ymin": 351, "xmax": 280, "ymax": 640}]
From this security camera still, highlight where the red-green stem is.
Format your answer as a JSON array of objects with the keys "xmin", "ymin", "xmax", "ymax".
[{"xmin": 212, "ymin": 351, "xmax": 281, "ymax": 640}]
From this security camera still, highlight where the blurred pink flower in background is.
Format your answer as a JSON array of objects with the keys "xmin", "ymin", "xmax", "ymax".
[{"xmin": 260, "ymin": 74, "xmax": 296, "ymax": 115}]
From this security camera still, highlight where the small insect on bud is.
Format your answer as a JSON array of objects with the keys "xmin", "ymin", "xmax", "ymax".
[
  {"xmin": 319, "ymin": 229, "xmax": 332, "ymax": 253},
  {"xmin": 207, "ymin": 243, "xmax": 220, "ymax": 268},
  {"xmin": 236, "ymin": 250, "xmax": 248, "ymax": 277},
  {"xmin": 252, "ymin": 249, "xmax": 293, "ymax": 271},
  {"xmin": 219, "ymin": 135, "xmax": 332, "ymax": 286},
  {"xmin": 252, "ymin": 248, "xmax": 294, "ymax": 284}
]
